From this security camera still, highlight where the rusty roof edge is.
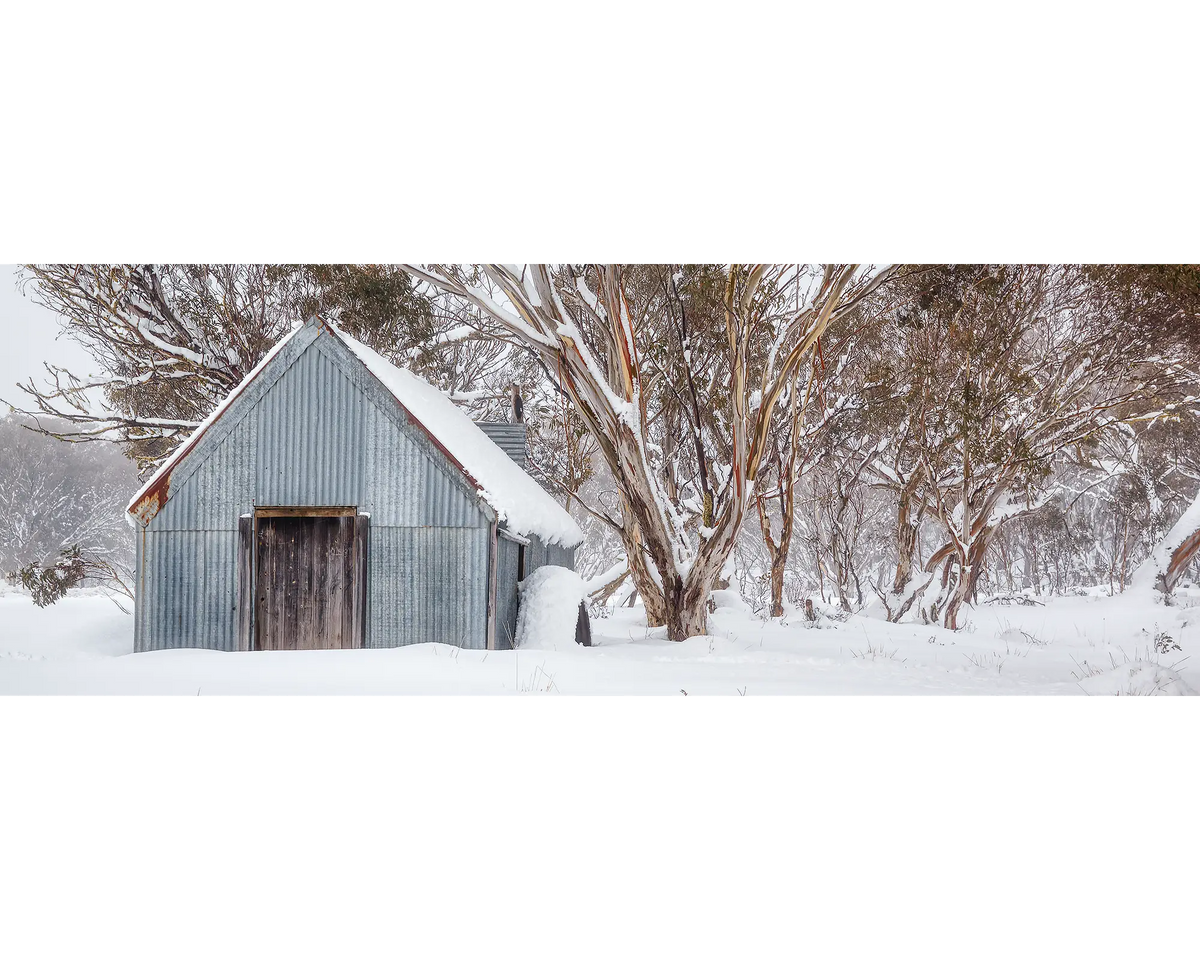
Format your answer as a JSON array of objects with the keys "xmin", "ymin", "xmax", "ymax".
[{"xmin": 125, "ymin": 321, "xmax": 311, "ymax": 525}]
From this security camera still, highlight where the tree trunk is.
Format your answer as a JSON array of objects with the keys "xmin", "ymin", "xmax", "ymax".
[
  {"xmin": 999, "ymin": 539, "xmax": 1015, "ymax": 593},
  {"xmin": 671, "ymin": 575, "xmax": 711, "ymax": 642},
  {"xmin": 832, "ymin": 526, "xmax": 855, "ymax": 613},
  {"xmin": 886, "ymin": 572, "xmax": 934, "ymax": 623},
  {"xmin": 653, "ymin": 546, "xmax": 731, "ymax": 642},
  {"xmin": 754, "ymin": 421, "xmax": 799, "ymax": 621},
  {"xmin": 834, "ymin": 557, "xmax": 852, "ymax": 612},
  {"xmin": 881, "ymin": 470, "xmax": 925, "ymax": 621},
  {"xmin": 1131, "ymin": 488, "xmax": 1200, "ymax": 596},
  {"xmin": 892, "ymin": 474, "xmax": 923, "ymax": 593},
  {"xmin": 894, "ymin": 518, "xmax": 917, "ymax": 594},
  {"xmin": 769, "ymin": 551, "xmax": 786, "ymax": 618},
  {"xmin": 942, "ymin": 537, "xmax": 989, "ymax": 630},
  {"xmin": 624, "ymin": 529, "xmax": 668, "ymax": 627},
  {"xmin": 1119, "ymin": 518, "xmax": 1129, "ymax": 593}
]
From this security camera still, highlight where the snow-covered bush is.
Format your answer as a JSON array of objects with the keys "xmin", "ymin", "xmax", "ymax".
[{"xmin": 516, "ymin": 566, "xmax": 589, "ymax": 651}]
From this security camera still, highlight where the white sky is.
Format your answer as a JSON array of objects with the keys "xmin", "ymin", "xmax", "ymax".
[{"xmin": 0, "ymin": 265, "xmax": 94, "ymax": 412}]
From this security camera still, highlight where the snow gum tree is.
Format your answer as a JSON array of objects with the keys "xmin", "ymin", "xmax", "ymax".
[
  {"xmin": 877, "ymin": 265, "xmax": 1197, "ymax": 628},
  {"xmin": 8, "ymin": 264, "xmax": 438, "ymax": 471},
  {"xmin": 1094, "ymin": 264, "xmax": 1200, "ymax": 597},
  {"xmin": 402, "ymin": 264, "xmax": 895, "ymax": 641}
]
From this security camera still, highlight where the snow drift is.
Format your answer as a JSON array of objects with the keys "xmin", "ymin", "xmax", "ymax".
[{"xmin": 516, "ymin": 566, "xmax": 588, "ymax": 651}]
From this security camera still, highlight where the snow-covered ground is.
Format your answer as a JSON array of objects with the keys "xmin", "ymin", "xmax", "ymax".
[{"xmin": 2, "ymin": 584, "xmax": 1197, "ymax": 695}]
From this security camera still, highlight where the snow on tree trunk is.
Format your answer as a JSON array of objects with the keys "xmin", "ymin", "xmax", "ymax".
[
  {"xmin": 941, "ymin": 536, "xmax": 989, "ymax": 630},
  {"xmin": 1130, "ymin": 489, "xmax": 1200, "ymax": 596}
]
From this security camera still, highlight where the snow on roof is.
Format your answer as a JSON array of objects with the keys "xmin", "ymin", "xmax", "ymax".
[
  {"xmin": 327, "ymin": 322, "xmax": 583, "ymax": 547},
  {"xmin": 128, "ymin": 317, "xmax": 584, "ymax": 548}
]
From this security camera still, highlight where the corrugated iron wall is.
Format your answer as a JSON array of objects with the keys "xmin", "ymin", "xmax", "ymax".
[
  {"xmin": 367, "ymin": 527, "xmax": 490, "ymax": 649},
  {"xmin": 523, "ymin": 536, "xmax": 576, "ymax": 575},
  {"xmin": 137, "ymin": 528, "xmax": 242, "ymax": 651},
  {"xmin": 135, "ymin": 328, "xmax": 491, "ymax": 652}
]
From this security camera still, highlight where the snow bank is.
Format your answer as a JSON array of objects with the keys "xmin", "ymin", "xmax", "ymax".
[
  {"xmin": 516, "ymin": 566, "xmax": 588, "ymax": 651},
  {"xmin": 4, "ymin": 589, "xmax": 1200, "ymax": 695},
  {"xmin": 330, "ymin": 325, "xmax": 583, "ymax": 548},
  {"xmin": 0, "ymin": 594, "xmax": 132, "ymax": 660},
  {"xmin": 1077, "ymin": 661, "xmax": 1194, "ymax": 696}
]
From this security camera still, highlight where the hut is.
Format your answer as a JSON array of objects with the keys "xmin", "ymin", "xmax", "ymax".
[{"xmin": 126, "ymin": 316, "xmax": 583, "ymax": 652}]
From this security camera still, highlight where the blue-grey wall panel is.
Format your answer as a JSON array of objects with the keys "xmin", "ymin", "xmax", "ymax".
[
  {"xmin": 254, "ymin": 340, "xmax": 366, "ymax": 508},
  {"xmin": 136, "ymin": 529, "xmax": 239, "ymax": 652},
  {"xmin": 366, "ymin": 526, "xmax": 490, "ymax": 650}
]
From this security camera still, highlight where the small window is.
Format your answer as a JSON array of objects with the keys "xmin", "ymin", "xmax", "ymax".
[{"xmin": 517, "ymin": 544, "xmax": 526, "ymax": 581}]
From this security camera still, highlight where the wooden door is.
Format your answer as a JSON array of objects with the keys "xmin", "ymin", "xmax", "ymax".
[{"xmin": 254, "ymin": 514, "xmax": 363, "ymax": 650}]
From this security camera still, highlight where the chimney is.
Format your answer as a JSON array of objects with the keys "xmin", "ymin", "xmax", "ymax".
[
  {"xmin": 476, "ymin": 422, "xmax": 528, "ymax": 468},
  {"xmin": 511, "ymin": 383, "xmax": 524, "ymax": 424}
]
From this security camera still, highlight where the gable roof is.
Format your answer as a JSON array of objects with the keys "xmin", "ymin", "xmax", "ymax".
[{"xmin": 127, "ymin": 318, "xmax": 584, "ymax": 548}]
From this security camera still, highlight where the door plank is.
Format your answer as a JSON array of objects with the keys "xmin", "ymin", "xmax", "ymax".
[
  {"xmin": 316, "ymin": 518, "xmax": 331, "ymax": 652},
  {"xmin": 255, "ymin": 519, "xmax": 271, "ymax": 650},
  {"xmin": 351, "ymin": 514, "xmax": 369, "ymax": 649},
  {"xmin": 283, "ymin": 521, "xmax": 295, "ymax": 651},
  {"xmin": 335, "ymin": 516, "xmax": 345, "ymax": 649},
  {"xmin": 268, "ymin": 519, "xmax": 281, "ymax": 651},
  {"xmin": 324, "ymin": 517, "xmax": 336, "ymax": 650},
  {"xmin": 304, "ymin": 517, "xmax": 322, "ymax": 650},
  {"xmin": 336, "ymin": 515, "xmax": 350, "ymax": 648}
]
